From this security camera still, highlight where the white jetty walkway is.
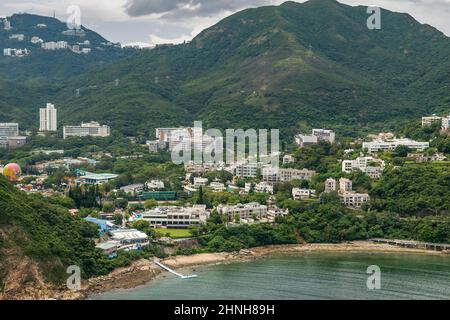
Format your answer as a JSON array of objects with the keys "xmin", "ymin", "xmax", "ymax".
[{"xmin": 152, "ymin": 259, "xmax": 198, "ymax": 279}]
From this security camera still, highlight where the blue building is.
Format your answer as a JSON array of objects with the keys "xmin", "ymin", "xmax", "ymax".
[{"xmin": 84, "ymin": 217, "xmax": 116, "ymax": 235}]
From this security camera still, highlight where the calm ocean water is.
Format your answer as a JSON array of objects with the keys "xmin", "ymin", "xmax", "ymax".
[{"xmin": 91, "ymin": 252, "xmax": 450, "ymax": 300}]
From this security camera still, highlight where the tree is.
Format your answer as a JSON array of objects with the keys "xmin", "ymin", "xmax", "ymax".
[
  {"xmin": 102, "ymin": 202, "xmax": 115, "ymax": 213},
  {"xmin": 196, "ymin": 186, "xmax": 205, "ymax": 205},
  {"xmin": 144, "ymin": 199, "xmax": 158, "ymax": 209},
  {"xmin": 393, "ymin": 145, "xmax": 411, "ymax": 158},
  {"xmin": 114, "ymin": 213, "xmax": 123, "ymax": 226},
  {"xmin": 114, "ymin": 198, "xmax": 128, "ymax": 209}
]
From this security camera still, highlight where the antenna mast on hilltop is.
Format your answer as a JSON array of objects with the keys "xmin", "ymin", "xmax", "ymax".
[{"xmin": 53, "ymin": 10, "xmax": 56, "ymax": 19}]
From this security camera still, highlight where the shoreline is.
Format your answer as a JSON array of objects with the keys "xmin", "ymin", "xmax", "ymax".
[{"xmin": 83, "ymin": 241, "xmax": 449, "ymax": 299}]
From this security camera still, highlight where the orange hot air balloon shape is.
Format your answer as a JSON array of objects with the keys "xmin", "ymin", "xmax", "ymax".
[{"xmin": 3, "ymin": 163, "xmax": 22, "ymax": 182}]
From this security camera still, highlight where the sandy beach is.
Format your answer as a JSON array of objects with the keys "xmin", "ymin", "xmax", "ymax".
[{"xmin": 83, "ymin": 241, "xmax": 448, "ymax": 299}]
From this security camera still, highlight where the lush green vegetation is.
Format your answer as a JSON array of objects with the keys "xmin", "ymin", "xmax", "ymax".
[
  {"xmin": 368, "ymin": 165, "xmax": 450, "ymax": 216},
  {"xmin": 190, "ymin": 200, "xmax": 450, "ymax": 253},
  {"xmin": 0, "ymin": 175, "xmax": 163, "ymax": 287}
]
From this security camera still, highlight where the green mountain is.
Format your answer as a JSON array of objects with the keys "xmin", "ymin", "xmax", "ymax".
[
  {"xmin": 0, "ymin": 13, "xmax": 132, "ymax": 82},
  {"xmin": 2, "ymin": 0, "xmax": 450, "ymax": 137},
  {"xmin": 0, "ymin": 175, "xmax": 112, "ymax": 299}
]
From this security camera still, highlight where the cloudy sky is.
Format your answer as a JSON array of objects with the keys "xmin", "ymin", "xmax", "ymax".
[{"xmin": 0, "ymin": 0, "xmax": 449, "ymax": 45}]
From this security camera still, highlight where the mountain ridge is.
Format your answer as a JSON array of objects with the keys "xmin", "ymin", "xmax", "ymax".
[{"xmin": 1, "ymin": 0, "xmax": 450, "ymax": 138}]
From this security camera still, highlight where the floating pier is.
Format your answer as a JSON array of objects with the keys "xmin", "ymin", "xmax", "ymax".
[
  {"xmin": 153, "ymin": 259, "xmax": 198, "ymax": 279},
  {"xmin": 372, "ymin": 238, "xmax": 450, "ymax": 252}
]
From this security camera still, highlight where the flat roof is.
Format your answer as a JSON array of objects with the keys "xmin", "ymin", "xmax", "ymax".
[{"xmin": 83, "ymin": 173, "xmax": 118, "ymax": 180}]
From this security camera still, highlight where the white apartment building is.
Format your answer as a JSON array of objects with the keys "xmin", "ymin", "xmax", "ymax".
[
  {"xmin": 292, "ymin": 188, "xmax": 316, "ymax": 200},
  {"xmin": 340, "ymin": 193, "xmax": 370, "ymax": 208},
  {"xmin": 147, "ymin": 140, "xmax": 160, "ymax": 153},
  {"xmin": 363, "ymin": 167, "xmax": 384, "ymax": 180},
  {"xmin": 63, "ymin": 122, "xmax": 110, "ymax": 139},
  {"xmin": 138, "ymin": 205, "xmax": 210, "ymax": 228},
  {"xmin": 324, "ymin": 178, "xmax": 337, "ymax": 192},
  {"xmin": 363, "ymin": 138, "xmax": 429, "ymax": 153},
  {"xmin": 3, "ymin": 48, "xmax": 29, "ymax": 57},
  {"xmin": 342, "ymin": 156, "xmax": 384, "ymax": 179},
  {"xmin": 0, "ymin": 123, "xmax": 27, "ymax": 149},
  {"xmin": 324, "ymin": 177, "xmax": 370, "ymax": 208},
  {"xmin": 155, "ymin": 127, "xmax": 221, "ymax": 153},
  {"xmin": 41, "ymin": 41, "xmax": 68, "ymax": 50},
  {"xmin": 9, "ymin": 34, "xmax": 24, "ymax": 41},
  {"xmin": 146, "ymin": 180, "xmax": 165, "ymax": 190},
  {"xmin": 295, "ymin": 134, "xmax": 318, "ymax": 148},
  {"xmin": 209, "ymin": 181, "xmax": 226, "ymax": 192},
  {"xmin": 339, "ymin": 178, "xmax": 353, "ymax": 193},
  {"xmin": 422, "ymin": 114, "xmax": 441, "ymax": 127},
  {"xmin": 193, "ymin": 177, "xmax": 209, "ymax": 188},
  {"xmin": 295, "ymin": 129, "xmax": 336, "ymax": 147},
  {"xmin": 39, "ymin": 103, "xmax": 57, "ymax": 132},
  {"xmin": 156, "ymin": 127, "xmax": 191, "ymax": 151},
  {"xmin": 262, "ymin": 168, "xmax": 315, "ymax": 183},
  {"xmin": 442, "ymin": 115, "xmax": 450, "ymax": 131},
  {"xmin": 283, "ymin": 154, "xmax": 295, "ymax": 164},
  {"xmin": 254, "ymin": 182, "xmax": 274, "ymax": 194},
  {"xmin": 235, "ymin": 162, "xmax": 259, "ymax": 178},
  {"xmin": 312, "ymin": 129, "xmax": 336, "ymax": 143},
  {"xmin": 217, "ymin": 203, "xmax": 268, "ymax": 221},
  {"xmin": 3, "ymin": 19, "xmax": 11, "ymax": 30},
  {"xmin": 120, "ymin": 184, "xmax": 144, "ymax": 196},
  {"xmin": 0, "ymin": 123, "xmax": 19, "ymax": 137}
]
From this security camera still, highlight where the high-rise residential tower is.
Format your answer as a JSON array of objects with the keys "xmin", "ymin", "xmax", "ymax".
[{"xmin": 39, "ymin": 103, "xmax": 57, "ymax": 132}]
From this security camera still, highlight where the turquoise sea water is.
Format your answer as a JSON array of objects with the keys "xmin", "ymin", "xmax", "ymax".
[{"xmin": 91, "ymin": 252, "xmax": 450, "ymax": 300}]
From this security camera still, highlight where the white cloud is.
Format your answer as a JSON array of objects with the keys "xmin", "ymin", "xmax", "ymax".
[{"xmin": 0, "ymin": 0, "xmax": 449, "ymax": 44}]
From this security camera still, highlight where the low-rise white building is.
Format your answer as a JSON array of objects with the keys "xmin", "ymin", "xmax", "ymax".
[
  {"xmin": 217, "ymin": 203, "xmax": 268, "ymax": 222},
  {"xmin": 295, "ymin": 129, "xmax": 336, "ymax": 147},
  {"xmin": 77, "ymin": 171, "xmax": 118, "ymax": 185},
  {"xmin": 363, "ymin": 138, "xmax": 429, "ymax": 153},
  {"xmin": 442, "ymin": 115, "xmax": 450, "ymax": 131},
  {"xmin": 147, "ymin": 140, "xmax": 160, "ymax": 153},
  {"xmin": 120, "ymin": 184, "xmax": 144, "ymax": 196},
  {"xmin": 324, "ymin": 178, "xmax": 337, "ymax": 192},
  {"xmin": 42, "ymin": 41, "xmax": 68, "ymax": 50},
  {"xmin": 3, "ymin": 48, "xmax": 29, "ymax": 57},
  {"xmin": 339, "ymin": 178, "xmax": 353, "ymax": 193},
  {"xmin": 340, "ymin": 192, "xmax": 370, "ymax": 208},
  {"xmin": 3, "ymin": 19, "xmax": 11, "ymax": 30},
  {"xmin": 342, "ymin": 156, "xmax": 384, "ymax": 179},
  {"xmin": 193, "ymin": 177, "xmax": 209, "ymax": 188},
  {"xmin": 292, "ymin": 188, "xmax": 316, "ymax": 200},
  {"xmin": 422, "ymin": 114, "xmax": 441, "ymax": 127},
  {"xmin": 312, "ymin": 129, "xmax": 336, "ymax": 143},
  {"xmin": 136, "ymin": 205, "xmax": 210, "ymax": 228},
  {"xmin": 146, "ymin": 180, "xmax": 165, "ymax": 190},
  {"xmin": 209, "ymin": 181, "xmax": 226, "ymax": 192},
  {"xmin": 283, "ymin": 154, "xmax": 295, "ymax": 164},
  {"xmin": 9, "ymin": 34, "xmax": 24, "ymax": 41},
  {"xmin": 235, "ymin": 162, "xmax": 259, "ymax": 178},
  {"xmin": 254, "ymin": 182, "xmax": 274, "ymax": 194},
  {"xmin": 110, "ymin": 229, "xmax": 149, "ymax": 250},
  {"xmin": 262, "ymin": 168, "xmax": 315, "ymax": 183},
  {"xmin": 295, "ymin": 134, "xmax": 318, "ymax": 148},
  {"xmin": 63, "ymin": 122, "xmax": 110, "ymax": 139}
]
